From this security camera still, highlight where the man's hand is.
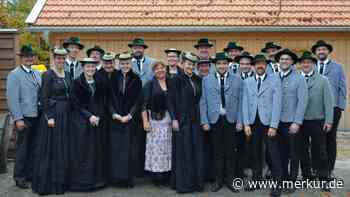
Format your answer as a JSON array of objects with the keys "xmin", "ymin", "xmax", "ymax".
[
  {"xmin": 47, "ymin": 118, "xmax": 55, "ymax": 128},
  {"xmin": 15, "ymin": 120, "xmax": 26, "ymax": 131},
  {"xmin": 202, "ymin": 124, "xmax": 210, "ymax": 131},
  {"xmin": 267, "ymin": 127, "xmax": 277, "ymax": 137},
  {"xmin": 289, "ymin": 123, "xmax": 300, "ymax": 134},
  {"xmin": 323, "ymin": 123, "xmax": 332, "ymax": 132}
]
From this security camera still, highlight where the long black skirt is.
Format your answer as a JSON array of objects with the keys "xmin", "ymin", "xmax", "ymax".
[
  {"xmin": 69, "ymin": 112, "xmax": 107, "ymax": 191},
  {"xmin": 109, "ymin": 120, "xmax": 135, "ymax": 184},
  {"xmin": 171, "ymin": 117, "xmax": 204, "ymax": 193},
  {"xmin": 32, "ymin": 100, "xmax": 69, "ymax": 195}
]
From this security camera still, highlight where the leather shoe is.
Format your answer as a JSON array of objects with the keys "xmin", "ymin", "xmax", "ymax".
[
  {"xmin": 210, "ymin": 182, "xmax": 223, "ymax": 192},
  {"xmin": 270, "ymin": 188, "xmax": 282, "ymax": 197},
  {"xmin": 227, "ymin": 184, "xmax": 240, "ymax": 193},
  {"xmin": 15, "ymin": 180, "xmax": 29, "ymax": 189}
]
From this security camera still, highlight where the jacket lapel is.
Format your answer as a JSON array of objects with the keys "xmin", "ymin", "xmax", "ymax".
[
  {"xmin": 258, "ymin": 75, "xmax": 269, "ymax": 96},
  {"xmin": 323, "ymin": 60, "xmax": 332, "ymax": 76},
  {"xmin": 307, "ymin": 74, "xmax": 317, "ymax": 90},
  {"xmin": 213, "ymin": 73, "xmax": 220, "ymax": 93},
  {"xmin": 224, "ymin": 74, "xmax": 231, "ymax": 92}
]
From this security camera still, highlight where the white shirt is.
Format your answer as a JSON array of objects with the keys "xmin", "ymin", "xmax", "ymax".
[
  {"xmin": 229, "ymin": 62, "xmax": 239, "ymax": 72},
  {"xmin": 216, "ymin": 72, "xmax": 228, "ymax": 115},
  {"xmin": 317, "ymin": 58, "xmax": 330, "ymax": 75},
  {"xmin": 301, "ymin": 70, "xmax": 314, "ymax": 78},
  {"xmin": 280, "ymin": 67, "xmax": 292, "ymax": 78},
  {"xmin": 65, "ymin": 57, "xmax": 79, "ymax": 77},
  {"xmin": 96, "ymin": 64, "xmax": 103, "ymax": 71},
  {"xmin": 65, "ymin": 57, "xmax": 78, "ymax": 67},
  {"xmin": 255, "ymin": 73, "xmax": 266, "ymax": 82},
  {"xmin": 132, "ymin": 57, "xmax": 145, "ymax": 72},
  {"xmin": 241, "ymin": 71, "xmax": 253, "ymax": 79},
  {"xmin": 21, "ymin": 65, "xmax": 31, "ymax": 73}
]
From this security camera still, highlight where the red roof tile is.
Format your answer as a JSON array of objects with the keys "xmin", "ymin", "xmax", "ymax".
[{"xmin": 29, "ymin": 0, "xmax": 350, "ymax": 27}]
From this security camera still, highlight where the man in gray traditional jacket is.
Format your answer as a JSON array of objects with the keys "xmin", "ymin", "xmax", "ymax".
[
  {"xmin": 6, "ymin": 45, "xmax": 42, "ymax": 189},
  {"xmin": 299, "ymin": 51, "xmax": 333, "ymax": 192},
  {"xmin": 275, "ymin": 49, "xmax": 308, "ymax": 193},
  {"xmin": 63, "ymin": 36, "xmax": 84, "ymax": 80},
  {"xmin": 311, "ymin": 40, "xmax": 347, "ymax": 176}
]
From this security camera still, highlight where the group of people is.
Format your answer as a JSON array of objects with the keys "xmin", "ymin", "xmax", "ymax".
[{"xmin": 6, "ymin": 36, "xmax": 347, "ymax": 197}]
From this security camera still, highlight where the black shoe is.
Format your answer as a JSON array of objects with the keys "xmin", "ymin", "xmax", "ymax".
[
  {"xmin": 196, "ymin": 184, "xmax": 204, "ymax": 192},
  {"xmin": 227, "ymin": 184, "xmax": 240, "ymax": 193},
  {"xmin": 210, "ymin": 182, "xmax": 223, "ymax": 192},
  {"xmin": 245, "ymin": 182, "xmax": 260, "ymax": 191},
  {"xmin": 15, "ymin": 180, "xmax": 29, "ymax": 189},
  {"xmin": 270, "ymin": 188, "xmax": 282, "ymax": 197},
  {"xmin": 322, "ymin": 183, "xmax": 331, "ymax": 192}
]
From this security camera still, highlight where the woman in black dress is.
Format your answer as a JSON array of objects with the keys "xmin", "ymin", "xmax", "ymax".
[
  {"xmin": 108, "ymin": 52, "xmax": 142, "ymax": 187},
  {"xmin": 32, "ymin": 48, "xmax": 71, "ymax": 195},
  {"xmin": 164, "ymin": 48, "xmax": 182, "ymax": 79},
  {"xmin": 69, "ymin": 57, "xmax": 107, "ymax": 191},
  {"xmin": 170, "ymin": 52, "xmax": 204, "ymax": 193}
]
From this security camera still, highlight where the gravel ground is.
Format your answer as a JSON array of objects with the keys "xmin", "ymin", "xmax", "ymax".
[{"xmin": 1, "ymin": 134, "xmax": 350, "ymax": 197}]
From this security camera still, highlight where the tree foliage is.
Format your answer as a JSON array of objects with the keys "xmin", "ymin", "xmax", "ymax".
[{"xmin": 1, "ymin": 0, "xmax": 50, "ymax": 64}]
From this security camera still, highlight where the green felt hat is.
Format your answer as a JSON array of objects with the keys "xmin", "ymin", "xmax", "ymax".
[
  {"xmin": 63, "ymin": 36, "xmax": 84, "ymax": 50},
  {"xmin": 311, "ymin": 40, "xmax": 333, "ymax": 54},
  {"xmin": 299, "ymin": 51, "xmax": 317, "ymax": 64},
  {"xmin": 261, "ymin": 41, "xmax": 282, "ymax": 53},
  {"xmin": 128, "ymin": 38, "xmax": 148, "ymax": 49},
  {"xmin": 212, "ymin": 52, "xmax": 231, "ymax": 63},
  {"xmin": 194, "ymin": 38, "xmax": 213, "ymax": 49},
  {"xmin": 252, "ymin": 54, "xmax": 268, "ymax": 65},
  {"xmin": 234, "ymin": 51, "xmax": 254, "ymax": 63},
  {"xmin": 86, "ymin": 45, "xmax": 105, "ymax": 57},
  {"xmin": 17, "ymin": 44, "xmax": 37, "ymax": 57},
  {"xmin": 224, "ymin": 41, "xmax": 244, "ymax": 52},
  {"xmin": 275, "ymin": 48, "xmax": 298, "ymax": 64}
]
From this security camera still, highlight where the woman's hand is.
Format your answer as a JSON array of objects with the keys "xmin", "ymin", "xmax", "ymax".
[
  {"xmin": 172, "ymin": 120, "xmax": 180, "ymax": 131},
  {"xmin": 143, "ymin": 121, "xmax": 151, "ymax": 132},
  {"xmin": 89, "ymin": 115, "xmax": 99, "ymax": 126},
  {"xmin": 47, "ymin": 118, "xmax": 55, "ymax": 128}
]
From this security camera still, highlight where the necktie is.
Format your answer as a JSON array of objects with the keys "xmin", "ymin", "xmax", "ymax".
[
  {"xmin": 70, "ymin": 63, "xmax": 75, "ymax": 79},
  {"xmin": 137, "ymin": 59, "xmax": 141, "ymax": 72},
  {"xmin": 274, "ymin": 66, "xmax": 279, "ymax": 73},
  {"xmin": 305, "ymin": 74, "xmax": 310, "ymax": 82},
  {"xmin": 244, "ymin": 73, "xmax": 248, "ymax": 79},
  {"xmin": 122, "ymin": 76, "xmax": 126, "ymax": 95},
  {"xmin": 232, "ymin": 64, "xmax": 237, "ymax": 74},
  {"xmin": 89, "ymin": 82, "xmax": 95, "ymax": 96},
  {"xmin": 319, "ymin": 63, "xmax": 324, "ymax": 75},
  {"xmin": 220, "ymin": 75, "xmax": 226, "ymax": 108},
  {"xmin": 29, "ymin": 70, "xmax": 39, "ymax": 88},
  {"xmin": 189, "ymin": 77, "xmax": 196, "ymax": 97},
  {"xmin": 257, "ymin": 77, "xmax": 262, "ymax": 92}
]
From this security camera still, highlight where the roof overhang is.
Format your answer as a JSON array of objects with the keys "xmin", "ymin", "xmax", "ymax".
[
  {"xmin": 25, "ymin": 0, "xmax": 47, "ymax": 24},
  {"xmin": 0, "ymin": 29, "xmax": 18, "ymax": 33},
  {"xmin": 26, "ymin": 26, "xmax": 350, "ymax": 33}
]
